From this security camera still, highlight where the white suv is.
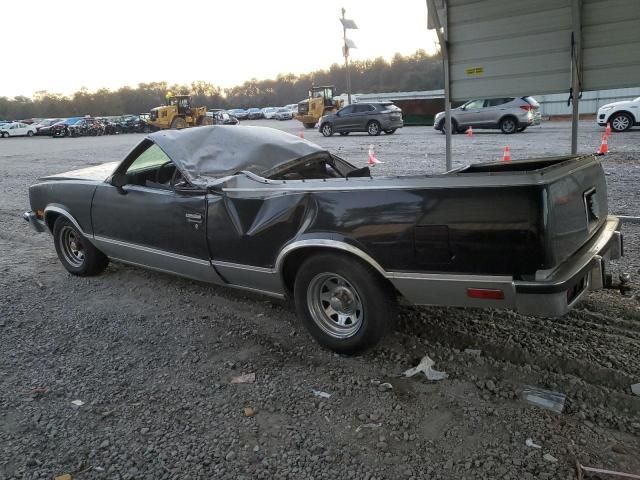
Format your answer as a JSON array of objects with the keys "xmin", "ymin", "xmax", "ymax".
[{"xmin": 597, "ymin": 96, "xmax": 640, "ymax": 132}]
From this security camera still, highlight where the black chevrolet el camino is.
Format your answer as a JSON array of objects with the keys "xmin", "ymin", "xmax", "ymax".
[{"xmin": 25, "ymin": 126, "xmax": 623, "ymax": 353}]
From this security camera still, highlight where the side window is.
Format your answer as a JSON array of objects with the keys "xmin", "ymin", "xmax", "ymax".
[
  {"xmin": 340, "ymin": 105, "xmax": 355, "ymax": 115},
  {"xmin": 126, "ymin": 144, "xmax": 172, "ymax": 174},
  {"xmin": 486, "ymin": 98, "xmax": 513, "ymax": 107},
  {"xmin": 354, "ymin": 104, "xmax": 374, "ymax": 113},
  {"xmin": 465, "ymin": 99, "xmax": 485, "ymax": 110}
]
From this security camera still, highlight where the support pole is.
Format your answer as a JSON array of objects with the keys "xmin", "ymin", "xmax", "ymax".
[
  {"xmin": 427, "ymin": 0, "xmax": 451, "ymax": 171},
  {"xmin": 342, "ymin": 8, "xmax": 352, "ymax": 105},
  {"xmin": 570, "ymin": 0, "xmax": 582, "ymax": 154}
]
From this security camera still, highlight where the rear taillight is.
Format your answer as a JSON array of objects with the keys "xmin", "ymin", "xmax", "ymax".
[
  {"xmin": 520, "ymin": 105, "xmax": 533, "ymax": 111},
  {"xmin": 467, "ymin": 288, "xmax": 505, "ymax": 300}
]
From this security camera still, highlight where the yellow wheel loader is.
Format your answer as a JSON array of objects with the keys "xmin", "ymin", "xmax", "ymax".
[
  {"xmin": 147, "ymin": 95, "xmax": 213, "ymax": 130},
  {"xmin": 294, "ymin": 85, "xmax": 343, "ymax": 129}
]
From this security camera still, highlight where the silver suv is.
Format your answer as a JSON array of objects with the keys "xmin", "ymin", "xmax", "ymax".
[{"xmin": 434, "ymin": 96, "xmax": 541, "ymax": 134}]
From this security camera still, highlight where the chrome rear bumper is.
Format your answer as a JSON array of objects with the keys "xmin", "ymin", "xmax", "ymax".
[{"xmin": 386, "ymin": 216, "xmax": 623, "ymax": 317}]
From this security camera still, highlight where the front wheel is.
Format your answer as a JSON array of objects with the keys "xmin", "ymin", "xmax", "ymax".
[
  {"xmin": 294, "ymin": 253, "xmax": 397, "ymax": 354},
  {"xmin": 367, "ymin": 121, "xmax": 381, "ymax": 136},
  {"xmin": 171, "ymin": 117, "xmax": 188, "ymax": 129},
  {"xmin": 27, "ymin": 131, "xmax": 34, "ymax": 137},
  {"xmin": 53, "ymin": 217, "xmax": 109, "ymax": 276},
  {"xmin": 1, "ymin": 132, "xmax": 8, "ymax": 138},
  {"xmin": 321, "ymin": 123, "xmax": 333, "ymax": 137}
]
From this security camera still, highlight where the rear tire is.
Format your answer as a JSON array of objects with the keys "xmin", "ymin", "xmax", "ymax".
[
  {"xmin": 367, "ymin": 120, "xmax": 381, "ymax": 136},
  {"xmin": 293, "ymin": 253, "xmax": 397, "ymax": 354},
  {"xmin": 53, "ymin": 217, "xmax": 109, "ymax": 276},
  {"xmin": 500, "ymin": 116, "xmax": 518, "ymax": 134},
  {"xmin": 610, "ymin": 112, "xmax": 633, "ymax": 132},
  {"xmin": 321, "ymin": 123, "xmax": 333, "ymax": 137}
]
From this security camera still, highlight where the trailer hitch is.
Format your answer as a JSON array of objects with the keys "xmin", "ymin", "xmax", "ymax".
[{"xmin": 604, "ymin": 272, "xmax": 632, "ymax": 296}]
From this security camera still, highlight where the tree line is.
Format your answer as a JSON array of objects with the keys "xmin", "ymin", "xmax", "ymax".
[{"xmin": 0, "ymin": 50, "xmax": 443, "ymax": 119}]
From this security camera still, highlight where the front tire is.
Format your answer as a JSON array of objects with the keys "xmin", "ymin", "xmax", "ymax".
[
  {"xmin": 27, "ymin": 131, "xmax": 34, "ymax": 137},
  {"xmin": 293, "ymin": 253, "xmax": 397, "ymax": 354},
  {"xmin": 321, "ymin": 123, "xmax": 333, "ymax": 137},
  {"xmin": 610, "ymin": 112, "xmax": 633, "ymax": 132},
  {"xmin": 53, "ymin": 217, "xmax": 109, "ymax": 276}
]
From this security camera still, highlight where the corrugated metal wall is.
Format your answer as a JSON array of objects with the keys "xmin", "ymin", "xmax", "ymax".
[{"xmin": 536, "ymin": 87, "xmax": 640, "ymax": 116}]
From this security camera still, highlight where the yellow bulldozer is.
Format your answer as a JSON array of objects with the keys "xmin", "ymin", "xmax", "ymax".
[
  {"xmin": 146, "ymin": 94, "xmax": 213, "ymax": 130},
  {"xmin": 294, "ymin": 85, "xmax": 344, "ymax": 129}
]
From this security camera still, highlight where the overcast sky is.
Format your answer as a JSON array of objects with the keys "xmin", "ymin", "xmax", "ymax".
[{"xmin": 2, "ymin": 0, "xmax": 437, "ymax": 98}]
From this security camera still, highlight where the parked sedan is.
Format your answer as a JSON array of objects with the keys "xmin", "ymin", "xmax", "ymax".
[
  {"xmin": 597, "ymin": 96, "xmax": 640, "ymax": 132},
  {"xmin": 274, "ymin": 108, "xmax": 293, "ymax": 120},
  {"xmin": 25, "ymin": 126, "xmax": 624, "ymax": 354},
  {"xmin": 50, "ymin": 118, "xmax": 83, "ymax": 137},
  {"xmin": 0, "ymin": 122, "xmax": 37, "ymax": 138},
  {"xmin": 434, "ymin": 97, "xmax": 541, "ymax": 134},
  {"xmin": 318, "ymin": 102, "xmax": 403, "ymax": 137},
  {"xmin": 228, "ymin": 109, "xmax": 248, "ymax": 120},
  {"xmin": 262, "ymin": 107, "xmax": 278, "ymax": 119},
  {"xmin": 34, "ymin": 118, "xmax": 63, "ymax": 135},
  {"xmin": 247, "ymin": 108, "xmax": 263, "ymax": 120}
]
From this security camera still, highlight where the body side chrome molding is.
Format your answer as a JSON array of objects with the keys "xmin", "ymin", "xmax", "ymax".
[
  {"xmin": 44, "ymin": 206, "xmax": 89, "ymax": 236},
  {"xmin": 274, "ymin": 239, "xmax": 387, "ymax": 277},
  {"xmin": 93, "ymin": 235, "xmax": 211, "ymax": 266}
]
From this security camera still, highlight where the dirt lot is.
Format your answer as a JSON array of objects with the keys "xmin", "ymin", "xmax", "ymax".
[{"xmin": 1, "ymin": 121, "xmax": 639, "ymax": 480}]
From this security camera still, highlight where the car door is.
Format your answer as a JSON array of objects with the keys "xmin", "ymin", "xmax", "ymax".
[
  {"xmin": 455, "ymin": 99, "xmax": 486, "ymax": 128},
  {"xmin": 353, "ymin": 104, "xmax": 375, "ymax": 130},
  {"xmin": 91, "ymin": 142, "xmax": 220, "ymax": 283},
  {"xmin": 484, "ymin": 98, "xmax": 514, "ymax": 127},
  {"xmin": 334, "ymin": 105, "xmax": 356, "ymax": 131}
]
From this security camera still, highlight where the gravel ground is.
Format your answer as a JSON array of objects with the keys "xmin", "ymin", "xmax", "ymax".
[{"xmin": 1, "ymin": 121, "xmax": 639, "ymax": 480}]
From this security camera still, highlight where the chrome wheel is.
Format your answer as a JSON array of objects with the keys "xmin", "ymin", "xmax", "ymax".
[
  {"xmin": 367, "ymin": 121, "xmax": 380, "ymax": 136},
  {"xmin": 321, "ymin": 123, "xmax": 333, "ymax": 137},
  {"xmin": 306, "ymin": 273, "xmax": 363, "ymax": 339},
  {"xmin": 611, "ymin": 114, "xmax": 630, "ymax": 132},
  {"xmin": 60, "ymin": 226, "xmax": 85, "ymax": 267}
]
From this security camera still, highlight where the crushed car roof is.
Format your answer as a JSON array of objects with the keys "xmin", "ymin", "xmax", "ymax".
[{"xmin": 149, "ymin": 126, "xmax": 327, "ymax": 186}]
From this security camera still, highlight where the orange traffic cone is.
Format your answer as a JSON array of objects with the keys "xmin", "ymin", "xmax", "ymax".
[
  {"xmin": 466, "ymin": 126, "xmax": 473, "ymax": 138},
  {"xmin": 502, "ymin": 146, "xmax": 511, "ymax": 162},
  {"xmin": 598, "ymin": 134, "xmax": 608, "ymax": 154},
  {"xmin": 299, "ymin": 130, "xmax": 304, "ymax": 139},
  {"xmin": 605, "ymin": 122, "xmax": 612, "ymax": 136},
  {"xmin": 367, "ymin": 145, "xmax": 381, "ymax": 166}
]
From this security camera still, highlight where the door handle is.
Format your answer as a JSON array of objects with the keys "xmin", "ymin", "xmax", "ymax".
[{"xmin": 185, "ymin": 213, "xmax": 203, "ymax": 224}]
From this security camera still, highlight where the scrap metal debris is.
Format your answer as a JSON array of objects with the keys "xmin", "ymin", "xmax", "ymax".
[
  {"xmin": 525, "ymin": 438, "xmax": 542, "ymax": 449},
  {"xmin": 631, "ymin": 383, "xmax": 640, "ymax": 396},
  {"xmin": 70, "ymin": 400, "xmax": 84, "ymax": 407},
  {"xmin": 576, "ymin": 462, "xmax": 640, "ymax": 479},
  {"xmin": 355, "ymin": 422, "xmax": 382, "ymax": 433},
  {"xmin": 521, "ymin": 385, "xmax": 566, "ymax": 413},
  {"xmin": 312, "ymin": 390, "xmax": 332, "ymax": 399},
  {"xmin": 403, "ymin": 355, "xmax": 448, "ymax": 381},
  {"xmin": 230, "ymin": 373, "xmax": 256, "ymax": 384}
]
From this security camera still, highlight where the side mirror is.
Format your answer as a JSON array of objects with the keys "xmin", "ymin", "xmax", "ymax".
[{"xmin": 111, "ymin": 172, "xmax": 128, "ymax": 191}]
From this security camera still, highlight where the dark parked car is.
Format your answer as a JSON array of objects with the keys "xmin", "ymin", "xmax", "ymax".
[
  {"xmin": 247, "ymin": 108, "xmax": 263, "ymax": 120},
  {"xmin": 318, "ymin": 102, "xmax": 403, "ymax": 137},
  {"xmin": 34, "ymin": 118, "xmax": 63, "ymax": 135},
  {"xmin": 50, "ymin": 118, "xmax": 83, "ymax": 137},
  {"xmin": 25, "ymin": 126, "xmax": 623, "ymax": 353},
  {"xmin": 228, "ymin": 109, "xmax": 248, "ymax": 120}
]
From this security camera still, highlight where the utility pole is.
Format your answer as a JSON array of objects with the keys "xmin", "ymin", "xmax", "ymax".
[{"xmin": 340, "ymin": 8, "xmax": 358, "ymax": 105}]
